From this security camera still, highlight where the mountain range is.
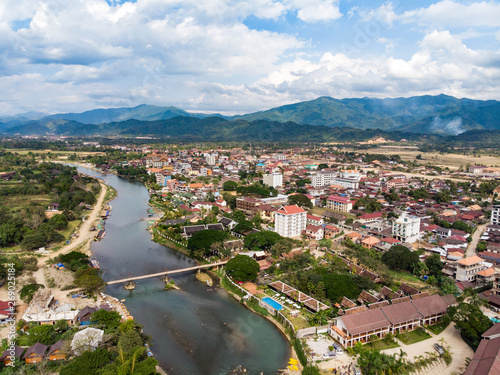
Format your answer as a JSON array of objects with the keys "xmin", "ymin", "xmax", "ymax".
[{"xmin": 1, "ymin": 94, "xmax": 500, "ymax": 137}]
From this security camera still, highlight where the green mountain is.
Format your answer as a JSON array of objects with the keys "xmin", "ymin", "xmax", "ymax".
[
  {"xmin": 234, "ymin": 95, "xmax": 500, "ymax": 134},
  {"xmin": 44, "ymin": 104, "xmax": 222, "ymax": 124}
]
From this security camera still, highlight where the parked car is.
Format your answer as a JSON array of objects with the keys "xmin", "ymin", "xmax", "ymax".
[{"xmin": 433, "ymin": 343, "xmax": 445, "ymax": 355}]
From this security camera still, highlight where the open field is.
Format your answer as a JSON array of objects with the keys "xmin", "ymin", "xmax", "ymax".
[
  {"xmin": 1, "ymin": 193, "xmax": 52, "ymax": 212},
  {"xmin": 348, "ymin": 147, "xmax": 500, "ymax": 169}
]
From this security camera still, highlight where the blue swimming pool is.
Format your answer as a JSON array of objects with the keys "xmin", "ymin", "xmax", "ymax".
[
  {"xmin": 490, "ymin": 317, "xmax": 500, "ymax": 323},
  {"xmin": 262, "ymin": 297, "xmax": 284, "ymax": 311}
]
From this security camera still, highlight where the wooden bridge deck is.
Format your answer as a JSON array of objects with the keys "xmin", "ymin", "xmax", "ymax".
[{"xmin": 106, "ymin": 261, "xmax": 228, "ymax": 285}]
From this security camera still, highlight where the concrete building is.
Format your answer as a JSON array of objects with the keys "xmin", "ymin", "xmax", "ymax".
[
  {"xmin": 205, "ymin": 154, "xmax": 217, "ymax": 166},
  {"xmin": 275, "ymin": 205, "xmax": 307, "ymax": 238},
  {"xmin": 311, "ymin": 169, "xmax": 337, "ymax": 187},
  {"xmin": 392, "ymin": 212, "xmax": 421, "ymax": 243},
  {"xmin": 327, "ymin": 195, "xmax": 354, "ymax": 213},
  {"xmin": 492, "ymin": 205, "xmax": 500, "ymax": 225},
  {"xmin": 456, "ymin": 255, "xmax": 487, "ymax": 282},
  {"xmin": 263, "ymin": 172, "xmax": 283, "ymax": 188}
]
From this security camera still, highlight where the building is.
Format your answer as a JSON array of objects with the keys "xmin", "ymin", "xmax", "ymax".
[
  {"xmin": 327, "ymin": 195, "xmax": 354, "ymax": 213},
  {"xmin": 311, "ymin": 169, "xmax": 337, "ymax": 187},
  {"xmin": 304, "ymin": 225, "xmax": 324, "ymax": 240},
  {"xmin": 0, "ymin": 345, "xmax": 23, "ymax": 366},
  {"xmin": 392, "ymin": 212, "xmax": 421, "ymax": 243},
  {"xmin": 456, "ymin": 255, "xmax": 487, "ymax": 282},
  {"xmin": 306, "ymin": 214, "xmax": 324, "ymax": 226},
  {"xmin": 492, "ymin": 205, "xmax": 500, "ymax": 225},
  {"xmin": 71, "ymin": 327, "xmax": 104, "ymax": 355},
  {"xmin": 23, "ymin": 343, "xmax": 47, "ymax": 364},
  {"xmin": 464, "ymin": 323, "xmax": 500, "ymax": 375},
  {"xmin": 324, "ymin": 224, "xmax": 340, "ymax": 239},
  {"xmin": 275, "ymin": 205, "xmax": 307, "ymax": 238},
  {"xmin": 263, "ymin": 173, "xmax": 283, "ymax": 188},
  {"xmin": 205, "ymin": 154, "xmax": 217, "ymax": 166},
  {"xmin": 48, "ymin": 340, "xmax": 66, "ymax": 361}
]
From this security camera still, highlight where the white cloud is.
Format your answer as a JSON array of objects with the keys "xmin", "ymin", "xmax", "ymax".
[
  {"xmin": 289, "ymin": 0, "xmax": 342, "ymax": 22},
  {"xmin": 402, "ymin": 0, "xmax": 500, "ymax": 28}
]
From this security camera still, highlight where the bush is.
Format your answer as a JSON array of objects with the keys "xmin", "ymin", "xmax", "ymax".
[
  {"xmin": 225, "ymin": 255, "xmax": 260, "ymax": 282},
  {"xmin": 19, "ymin": 283, "xmax": 44, "ymax": 303}
]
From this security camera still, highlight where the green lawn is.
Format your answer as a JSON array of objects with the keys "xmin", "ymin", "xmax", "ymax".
[
  {"xmin": 365, "ymin": 337, "xmax": 400, "ymax": 350},
  {"xmin": 396, "ymin": 328, "xmax": 432, "ymax": 345},
  {"xmin": 426, "ymin": 321, "xmax": 450, "ymax": 335},
  {"xmin": 58, "ymin": 220, "xmax": 81, "ymax": 240}
]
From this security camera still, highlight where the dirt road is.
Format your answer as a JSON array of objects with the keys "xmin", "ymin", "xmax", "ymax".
[{"xmin": 466, "ymin": 223, "xmax": 488, "ymax": 257}]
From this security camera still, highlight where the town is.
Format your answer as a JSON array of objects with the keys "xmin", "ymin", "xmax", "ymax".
[{"xmin": 1, "ymin": 139, "xmax": 500, "ymax": 375}]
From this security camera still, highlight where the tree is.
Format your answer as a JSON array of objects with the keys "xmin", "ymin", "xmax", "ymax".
[
  {"xmin": 381, "ymin": 245, "xmax": 419, "ymax": 271},
  {"xmin": 223, "ymin": 180, "xmax": 238, "ymax": 191},
  {"xmin": 19, "ymin": 283, "xmax": 44, "ymax": 303},
  {"xmin": 187, "ymin": 230, "xmax": 228, "ymax": 258},
  {"xmin": 302, "ymin": 365, "xmax": 321, "ymax": 375},
  {"xmin": 91, "ymin": 309, "xmax": 122, "ymax": 331},
  {"xmin": 232, "ymin": 219, "xmax": 254, "ymax": 234},
  {"xmin": 287, "ymin": 194, "xmax": 312, "ymax": 209},
  {"xmin": 26, "ymin": 324, "xmax": 56, "ymax": 345},
  {"xmin": 117, "ymin": 329, "xmax": 144, "ymax": 356},
  {"xmin": 59, "ymin": 348, "xmax": 112, "ymax": 375},
  {"xmin": 425, "ymin": 253, "xmax": 444, "ymax": 277},
  {"xmin": 244, "ymin": 231, "xmax": 281, "ymax": 251},
  {"xmin": 322, "ymin": 274, "xmax": 360, "ymax": 302},
  {"xmin": 448, "ymin": 302, "xmax": 493, "ymax": 350},
  {"xmin": 74, "ymin": 274, "xmax": 105, "ymax": 295},
  {"xmin": 225, "ymin": 255, "xmax": 260, "ymax": 282}
]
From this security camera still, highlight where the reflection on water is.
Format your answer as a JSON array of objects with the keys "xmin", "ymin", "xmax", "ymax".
[{"xmin": 77, "ymin": 166, "xmax": 290, "ymax": 375}]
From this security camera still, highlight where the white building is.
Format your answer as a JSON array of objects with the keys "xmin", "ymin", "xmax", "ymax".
[
  {"xmin": 205, "ymin": 154, "xmax": 217, "ymax": 166},
  {"xmin": 275, "ymin": 205, "xmax": 307, "ymax": 238},
  {"xmin": 455, "ymin": 256, "xmax": 487, "ymax": 282},
  {"xmin": 392, "ymin": 212, "xmax": 421, "ymax": 243},
  {"xmin": 263, "ymin": 173, "xmax": 283, "ymax": 188},
  {"xmin": 311, "ymin": 169, "xmax": 337, "ymax": 187},
  {"xmin": 492, "ymin": 205, "xmax": 500, "ymax": 225},
  {"xmin": 327, "ymin": 195, "xmax": 354, "ymax": 213}
]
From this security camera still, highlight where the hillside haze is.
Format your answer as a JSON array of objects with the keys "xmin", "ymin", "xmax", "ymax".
[{"xmin": 1, "ymin": 95, "xmax": 500, "ymax": 137}]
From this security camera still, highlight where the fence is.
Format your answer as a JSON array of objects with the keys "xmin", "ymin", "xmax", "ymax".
[
  {"xmin": 224, "ymin": 274, "xmax": 296, "ymax": 335},
  {"xmin": 157, "ymin": 231, "xmax": 188, "ymax": 247},
  {"xmin": 296, "ymin": 325, "xmax": 329, "ymax": 338}
]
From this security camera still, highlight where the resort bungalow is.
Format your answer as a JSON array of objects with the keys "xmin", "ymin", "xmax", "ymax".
[
  {"xmin": 329, "ymin": 308, "xmax": 391, "ymax": 348},
  {"xmin": 411, "ymin": 294, "xmax": 448, "ymax": 325},
  {"xmin": 23, "ymin": 343, "xmax": 48, "ymax": 364},
  {"xmin": 48, "ymin": 340, "xmax": 66, "ymax": 361},
  {"xmin": 381, "ymin": 301, "xmax": 422, "ymax": 333},
  {"xmin": 77, "ymin": 306, "xmax": 98, "ymax": 325},
  {"xmin": 0, "ymin": 345, "xmax": 24, "ymax": 366}
]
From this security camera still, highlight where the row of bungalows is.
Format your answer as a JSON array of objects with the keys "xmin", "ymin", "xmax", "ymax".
[
  {"xmin": 268, "ymin": 281, "xmax": 330, "ymax": 312},
  {"xmin": 329, "ymin": 294, "xmax": 450, "ymax": 348},
  {"xmin": 0, "ymin": 341, "xmax": 66, "ymax": 366}
]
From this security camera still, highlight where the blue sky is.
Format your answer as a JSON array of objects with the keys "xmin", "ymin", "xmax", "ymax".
[{"xmin": 0, "ymin": 0, "xmax": 500, "ymax": 115}]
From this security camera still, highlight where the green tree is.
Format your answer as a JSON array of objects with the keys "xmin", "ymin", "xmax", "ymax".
[
  {"xmin": 223, "ymin": 180, "xmax": 238, "ymax": 191},
  {"xmin": 74, "ymin": 274, "xmax": 105, "ymax": 295},
  {"xmin": 448, "ymin": 302, "xmax": 493, "ymax": 350},
  {"xmin": 302, "ymin": 365, "xmax": 320, "ymax": 375},
  {"xmin": 187, "ymin": 230, "xmax": 228, "ymax": 258},
  {"xmin": 26, "ymin": 324, "xmax": 56, "ymax": 345},
  {"xmin": 225, "ymin": 254, "xmax": 260, "ymax": 282},
  {"xmin": 19, "ymin": 283, "xmax": 44, "ymax": 303},
  {"xmin": 91, "ymin": 309, "xmax": 122, "ymax": 331},
  {"xmin": 244, "ymin": 231, "xmax": 281, "ymax": 251},
  {"xmin": 425, "ymin": 253, "xmax": 444, "ymax": 277},
  {"xmin": 287, "ymin": 194, "xmax": 312, "ymax": 209},
  {"xmin": 59, "ymin": 348, "xmax": 112, "ymax": 375},
  {"xmin": 381, "ymin": 245, "xmax": 419, "ymax": 271}
]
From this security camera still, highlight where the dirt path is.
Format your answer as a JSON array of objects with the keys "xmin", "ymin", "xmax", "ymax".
[
  {"xmin": 382, "ymin": 324, "xmax": 473, "ymax": 375},
  {"xmin": 466, "ymin": 223, "xmax": 489, "ymax": 257},
  {"xmin": 36, "ymin": 181, "xmax": 108, "ymax": 268}
]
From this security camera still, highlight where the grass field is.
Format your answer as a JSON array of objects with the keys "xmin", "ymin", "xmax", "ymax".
[
  {"xmin": 396, "ymin": 328, "xmax": 432, "ymax": 345},
  {"xmin": 348, "ymin": 146, "xmax": 500, "ymax": 169},
  {"xmin": 58, "ymin": 220, "xmax": 81, "ymax": 240},
  {"xmin": 365, "ymin": 337, "xmax": 400, "ymax": 350},
  {"xmin": 1, "ymin": 194, "xmax": 52, "ymax": 213}
]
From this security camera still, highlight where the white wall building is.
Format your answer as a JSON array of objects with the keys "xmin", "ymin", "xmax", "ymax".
[
  {"xmin": 492, "ymin": 205, "xmax": 500, "ymax": 225},
  {"xmin": 263, "ymin": 173, "xmax": 283, "ymax": 188},
  {"xmin": 392, "ymin": 212, "xmax": 421, "ymax": 243},
  {"xmin": 275, "ymin": 205, "xmax": 307, "ymax": 238},
  {"xmin": 205, "ymin": 154, "xmax": 217, "ymax": 166}
]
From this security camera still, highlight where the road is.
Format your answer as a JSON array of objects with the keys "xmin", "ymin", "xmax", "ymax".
[
  {"xmin": 36, "ymin": 180, "xmax": 109, "ymax": 268},
  {"xmin": 383, "ymin": 324, "xmax": 473, "ymax": 375},
  {"xmin": 466, "ymin": 222, "xmax": 489, "ymax": 257}
]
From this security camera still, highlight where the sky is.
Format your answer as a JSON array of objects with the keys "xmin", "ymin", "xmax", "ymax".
[{"xmin": 1, "ymin": 0, "xmax": 500, "ymax": 116}]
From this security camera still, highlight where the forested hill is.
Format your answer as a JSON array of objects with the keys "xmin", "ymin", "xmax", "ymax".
[{"xmin": 234, "ymin": 95, "xmax": 500, "ymax": 134}]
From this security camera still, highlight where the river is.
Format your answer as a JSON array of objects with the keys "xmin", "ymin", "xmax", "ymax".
[{"xmin": 77, "ymin": 166, "xmax": 290, "ymax": 375}]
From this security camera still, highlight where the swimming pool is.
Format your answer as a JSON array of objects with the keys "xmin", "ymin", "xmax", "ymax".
[
  {"xmin": 262, "ymin": 297, "xmax": 284, "ymax": 311},
  {"xmin": 490, "ymin": 317, "xmax": 500, "ymax": 323}
]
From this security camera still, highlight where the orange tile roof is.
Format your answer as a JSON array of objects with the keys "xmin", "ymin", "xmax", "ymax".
[
  {"xmin": 457, "ymin": 255, "xmax": 483, "ymax": 266},
  {"xmin": 477, "ymin": 268, "xmax": 495, "ymax": 277},
  {"xmin": 276, "ymin": 205, "xmax": 306, "ymax": 215}
]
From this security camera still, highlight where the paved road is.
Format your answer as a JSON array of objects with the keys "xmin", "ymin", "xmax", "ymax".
[
  {"xmin": 383, "ymin": 324, "xmax": 473, "ymax": 375},
  {"xmin": 467, "ymin": 223, "xmax": 489, "ymax": 257}
]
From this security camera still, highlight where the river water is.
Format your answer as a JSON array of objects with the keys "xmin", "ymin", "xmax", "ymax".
[{"xmin": 77, "ymin": 166, "xmax": 290, "ymax": 375}]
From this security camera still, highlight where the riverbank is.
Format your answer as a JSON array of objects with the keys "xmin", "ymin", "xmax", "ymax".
[{"xmin": 220, "ymin": 276, "xmax": 302, "ymax": 374}]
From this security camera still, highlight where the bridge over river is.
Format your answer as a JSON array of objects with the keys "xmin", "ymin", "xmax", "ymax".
[{"xmin": 106, "ymin": 261, "xmax": 228, "ymax": 285}]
